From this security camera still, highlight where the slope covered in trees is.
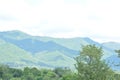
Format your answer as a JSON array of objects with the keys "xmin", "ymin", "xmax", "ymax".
[{"xmin": 0, "ymin": 30, "xmax": 120, "ymax": 69}]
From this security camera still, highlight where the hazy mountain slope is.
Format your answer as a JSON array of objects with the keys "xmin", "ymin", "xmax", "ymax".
[
  {"xmin": 105, "ymin": 55, "xmax": 120, "ymax": 70},
  {"xmin": 0, "ymin": 30, "xmax": 116, "ymax": 58},
  {"xmin": 37, "ymin": 37, "xmax": 115, "ymax": 58},
  {"xmin": 0, "ymin": 31, "xmax": 78, "ymax": 69},
  {"xmin": 0, "ymin": 39, "xmax": 38, "ymax": 68},
  {"xmin": 102, "ymin": 42, "xmax": 120, "ymax": 51},
  {"xmin": 36, "ymin": 37, "xmax": 98, "ymax": 51},
  {"xmin": 0, "ymin": 38, "xmax": 75, "ymax": 69},
  {"xmin": 35, "ymin": 51, "xmax": 75, "ymax": 69},
  {"xmin": 102, "ymin": 42, "xmax": 120, "ymax": 70},
  {"xmin": 0, "ymin": 30, "xmax": 119, "ymax": 69},
  {"xmin": 0, "ymin": 31, "xmax": 78, "ymax": 57},
  {"xmin": 0, "ymin": 30, "xmax": 31, "ymax": 40}
]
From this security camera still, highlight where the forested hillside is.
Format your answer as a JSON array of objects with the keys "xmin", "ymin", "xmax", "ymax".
[{"xmin": 0, "ymin": 30, "xmax": 120, "ymax": 70}]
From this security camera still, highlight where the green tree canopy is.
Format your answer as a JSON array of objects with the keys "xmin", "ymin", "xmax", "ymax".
[
  {"xmin": 115, "ymin": 50, "xmax": 120, "ymax": 57},
  {"xmin": 75, "ymin": 45, "xmax": 113, "ymax": 80}
]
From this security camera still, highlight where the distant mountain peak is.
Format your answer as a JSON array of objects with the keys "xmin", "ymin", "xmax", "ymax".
[
  {"xmin": 83, "ymin": 37, "xmax": 91, "ymax": 40},
  {"xmin": 103, "ymin": 41, "xmax": 120, "ymax": 44},
  {"xmin": 0, "ymin": 30, "xmax": 30, "ymax": 40},
  {"xmin": 1, "ymin": 30, "xmax": 28, "ymax": 35}
]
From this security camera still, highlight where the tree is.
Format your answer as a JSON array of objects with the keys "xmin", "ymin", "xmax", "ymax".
[
  {"xmin": 114, "ymin": 49, "xmax": 120, "ymax": 79},
  {"xmin": 115, "ymin": 50, "xmax": 120, "ymax": 57},
  {"xmin": 75, "ymin": 45, "xmax": 113, "ymax": 80},
  {"xmin": 54, "ymin": 67, "xmax": 71, "ymax": 77},
  {"xmin": 0, "ymin": 65, "xmax": 12, "ymax": 80},
  {"xmin": 61, "ymin": 72, "xmax": 77, "ymax": 80},
  {"xmin": 13, "ymin": 69, "xmax": 23, "ymax": 77}
]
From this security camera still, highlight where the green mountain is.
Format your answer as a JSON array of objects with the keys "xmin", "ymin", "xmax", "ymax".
[
  {"xmin": 0, "ymin": 31, "xmax": 78, "ymax": 69},
  {"xmin": 0, "ymin": 30, "xmax": 119, "ymax": 70},
  {"xmin": 102, "ymin": 42, "xmax": 120, "ymax": 51},
  {"xmin": 0, "ymin": 30, "xmax": 31, "ymax": 40},
  {"xmin": 37, "ymin": 37, "xmax": 115, "ymax": 58},
  {"xmin": 0, "ymin": 39, "xmax": 37, "ymax": 68}
]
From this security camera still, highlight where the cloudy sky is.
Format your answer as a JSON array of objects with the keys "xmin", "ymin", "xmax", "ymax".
[{"xmin": 0, "ymin": 0, "xmax": 120, "ymax": 42}]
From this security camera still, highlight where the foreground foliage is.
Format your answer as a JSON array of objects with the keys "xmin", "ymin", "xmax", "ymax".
[
  {"xmin": 0, "ymin": 65, "xmax": 77, "ymax": 80},
  {"xmin": 0, "ymin": 45, "xmax": 120, "ymax": 80},
  {"xmin": 75, "ymin": 45, "xmax": 120, "ymax": 80}
]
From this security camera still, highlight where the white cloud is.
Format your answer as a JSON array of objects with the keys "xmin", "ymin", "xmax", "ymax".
[{"xmin": 0, "ymin": 0, "xmax": 120, "ymax": 42}]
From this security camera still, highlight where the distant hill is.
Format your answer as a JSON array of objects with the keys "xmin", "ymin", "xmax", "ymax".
[
  {"xmin": 102, "ymin": 42, "xmax": 120, "ymax": 51},
  {"xmin": 0, "ymin": 30, "xmax": 120, "ymax": 70},
  {"xmin": 0, "ymin": 38, "xmax": 37, "ymax": 68},
  {"xmin": 106, "ymin": 55, "xmax": 120, "ymax": 70}
]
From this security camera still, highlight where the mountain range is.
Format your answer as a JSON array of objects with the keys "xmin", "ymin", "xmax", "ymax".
[{"xmin": 0, "ymin": 30, "xmax": 120, "ymax": 70}]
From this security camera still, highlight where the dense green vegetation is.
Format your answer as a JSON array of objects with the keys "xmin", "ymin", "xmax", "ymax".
[
  {"xmin": 0, "ymin": 64, "xmax": 119, "ymax": 80},
  {"xmin": 0, "ymin": 65, "xmax": 77, "ymax": 80},
  {"xmin": 75, "ymin": 45, "xmax": 119, "ymax": 80},
  {"xmin": 0, "ymin": 44, "xmax": 120, "ymax": 80},
  {"xmin": 115, "ymin": 49, "xmax": 120, "ymax": 57}
]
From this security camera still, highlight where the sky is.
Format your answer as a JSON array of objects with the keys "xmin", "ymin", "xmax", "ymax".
[{"xmin": 0, "ymin": 0, "xmax": 120, "ymax": 42}]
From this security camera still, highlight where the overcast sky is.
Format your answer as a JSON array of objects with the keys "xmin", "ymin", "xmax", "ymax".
[{"xmin": 0, "ymin": 0, "xmax": 120, "ymax": 42}]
